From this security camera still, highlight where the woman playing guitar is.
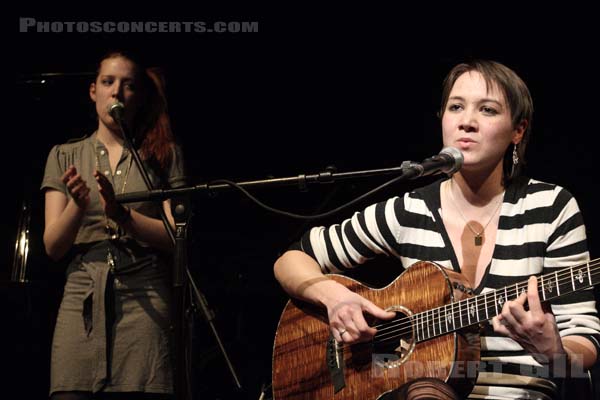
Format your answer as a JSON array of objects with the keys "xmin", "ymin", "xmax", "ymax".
[{"xmin": 273, "ymin": 60, "xmax": 600, "ymax": 399}]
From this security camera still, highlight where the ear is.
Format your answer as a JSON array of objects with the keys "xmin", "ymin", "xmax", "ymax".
[
  {"xmin": 512, "ymin": 119, "xmax": 527, "ymax": 145},
  {"xmin": 89, "ymin": 82, "xmax": 97, "ymax": 102}
]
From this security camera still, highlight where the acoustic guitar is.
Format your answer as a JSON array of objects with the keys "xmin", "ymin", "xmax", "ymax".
[{"xmin": 272, "ymin": 259, "xmax": 599, "ymax": 399}]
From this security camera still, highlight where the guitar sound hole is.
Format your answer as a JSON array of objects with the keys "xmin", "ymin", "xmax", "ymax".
[{"xmin": 372, "ymin": 309, "xmax": 414, "ymax": 368}]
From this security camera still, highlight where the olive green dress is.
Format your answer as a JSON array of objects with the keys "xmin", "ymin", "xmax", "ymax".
[{"xmin": 41, "ymin": 132, "xmax": 186, "ymax": 395}]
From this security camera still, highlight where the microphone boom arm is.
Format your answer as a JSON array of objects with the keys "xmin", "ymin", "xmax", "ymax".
[{"xmin": 115, "ymin": 149, "xmax": 462, "ymax": 205}]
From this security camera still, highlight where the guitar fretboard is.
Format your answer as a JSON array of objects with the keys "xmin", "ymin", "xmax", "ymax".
[{"xmin": 412, "ymin": 259, "xmax": 600, "ymax": 342}]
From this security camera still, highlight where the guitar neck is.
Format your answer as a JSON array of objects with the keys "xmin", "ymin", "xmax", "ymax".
[{"xmin": 412, "ymin": 259, "xmax": 600, "ymax": 342}]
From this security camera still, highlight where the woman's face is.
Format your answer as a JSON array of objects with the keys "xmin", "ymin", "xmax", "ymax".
[
  {"xmin": 442, "ymin": 70, "xmax": 525, "ymax": 173},
  {"xmin": 89, "ymin": 56, "xmax": 140, "ymax": 131}
]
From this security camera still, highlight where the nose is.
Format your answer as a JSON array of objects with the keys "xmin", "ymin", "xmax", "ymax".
[
  {"xmin": 110, "ymin": 81, "xmax": 124, "ymax": 101},
  {"xmin": 458, "ymin": 108, "xmax": 478, "ymax": 133}
]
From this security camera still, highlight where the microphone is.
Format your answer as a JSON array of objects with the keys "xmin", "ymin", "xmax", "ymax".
[
  {"xmin": 108, "ymin": 101, "xmax": 125, "ymax": 123},
  {"xmin": 408, "ymin": 147, "xmax": 463, "ymax": 178}
]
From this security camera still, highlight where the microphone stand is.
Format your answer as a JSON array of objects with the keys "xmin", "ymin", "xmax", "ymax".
[
  {"xmin": 115, "ymin": 160, "xmax": 431, "ymax": 205},
  {"xmin": 114, "ymin": 155, "xmax": 452, "ymax": 398},
  {"xmin": 111, "ymin": 115, "xmax": 243, "ymax": 400}
]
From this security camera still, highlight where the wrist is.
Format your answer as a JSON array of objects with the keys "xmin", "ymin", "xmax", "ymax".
[
  {"xmin": 547, "ymin": 350, "xmax": 571, "ymax": 378},
  {"xmin": 314, "ymin": 281, "xmax": 349, "ymax": 308}
]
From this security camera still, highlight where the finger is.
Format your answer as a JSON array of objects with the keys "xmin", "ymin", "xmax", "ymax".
[
  {"xmin": 362, "ymin": 300, "xmax": 396, "ymax": 320},
  {"xmin": 344, "ymin": 330, "xmax": 360, "ymax": 342},
  {"xmin": 71, "ymin": 181, "xmax": 88, "ymax": 196},
  {"xmin": 331, "ymin": 324, "xmax": 344, "ymax": 343},
  {"xmin": 353, "ymin": 314, "xmax": 376, "ymax": 336},
  {"xmin": 501, "ymin": 301, "xmax": 522, "ymax": 329},
  {"xmin": 527, "ymin": 276, "xmax": 544, "ymax": 315},
  {"xmin": 492, "ymin": 316, "xmax": 507, "ymax": 334},
  {"xmin": 68, "ymin": 178, "xmax": 87, "ymax": 194},
  {"xmin": 492, "ymin": 316, "xmax": 518, "ymax": 341},
  {"xmin": 331, "ymin": 329, "xmax": 343, "ymax": 343},
  {"xmin": 95, "ymin": 173, "xmax": 115, "ymax": 196},
  {"xmin": 97, "ymin": 185, "xmax": 109, "ymax": 202},
  {"xmin": 515, "ymin": 290, "xmax": 527, "ymax": 306},
  {"xmin": 339, "ymin": 314, "xmax": 357, "ymax": 337},
  {"xmin": 96, "ymin": 179, "xmax": 111, "ymax": 195},
  {"xmin": 94, "ymin": 172, "xmax": 109, "ymax": 186},
  {"xmin": 94, "ymin": 169, "xmax": 110, "ymax": 181},
  {"xmin": 66, "ymin": 174, "xmax": 83, "ymax": 190},
  {"xmin": 78, "ymin": 187, "xmax": 90, "ymax": 200},
  {"xmin": 61, "ymin": 166, "xmax": 76, "ymax": 183},
  {"xmin": 507, "ymin": 299, "xmax": 528, "ymax": 324}
]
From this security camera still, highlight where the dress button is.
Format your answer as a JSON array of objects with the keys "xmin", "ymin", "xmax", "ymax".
[
  {"xmin": 116, "ymin": 170, "xmax": 122, "ymax": 175},
  {"xmin": 100, "ymin": 150, "xmax": 106, "ymax": 155},
  {"xmin": 104, "ymin": 170, "xmax": 110, "ymax": 176}
]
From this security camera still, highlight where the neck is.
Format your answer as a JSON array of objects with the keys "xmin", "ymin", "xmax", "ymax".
[
  {"xmin": 451, "ymin": 161, "xmax": 504, "ymax": 206},
  {"xmin": 96, "ymin": 123, "xmax": 124, "ymax": 148}
]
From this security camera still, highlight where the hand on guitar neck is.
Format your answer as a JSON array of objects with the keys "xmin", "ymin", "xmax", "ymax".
[{"xmin": 492, "ymin": 275, "xmax": 567, "ymax": 365}]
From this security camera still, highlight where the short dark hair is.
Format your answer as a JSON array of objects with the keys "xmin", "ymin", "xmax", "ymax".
[{"xmin": 439, "ymin": 60, "xmax": 533, "ymax": 185}]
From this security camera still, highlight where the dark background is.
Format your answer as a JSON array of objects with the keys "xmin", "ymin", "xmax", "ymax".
[{"xmin": 4, "ymin": 6, "xmax": 600, "ymax": 399}]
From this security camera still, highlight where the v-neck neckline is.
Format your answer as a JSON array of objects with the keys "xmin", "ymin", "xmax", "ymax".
[{"xmin": 420, "ymin": 178, "xmax": 507, "ymax": 294}]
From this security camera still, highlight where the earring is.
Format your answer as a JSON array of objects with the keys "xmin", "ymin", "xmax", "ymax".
[{"xmin": 511, "ymin": 144, "xmax": 519, "ymax": 177}]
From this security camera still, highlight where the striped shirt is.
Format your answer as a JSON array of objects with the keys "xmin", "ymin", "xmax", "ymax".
[{"xmin": 296, "ymin": 176, "xmax": 600, "ymax": 399}]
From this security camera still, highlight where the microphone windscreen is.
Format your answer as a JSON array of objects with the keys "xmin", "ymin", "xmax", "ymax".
[
  {"xmin": 108, "ymin": 102, "xmax": 125, "ymax": 121},
  {"xmin": 440, "ymin": 147, "xmax": 463, "ymax": 174}
]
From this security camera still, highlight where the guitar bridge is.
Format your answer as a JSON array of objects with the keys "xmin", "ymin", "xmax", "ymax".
[{"xmin": 326, "ymin": 334, "xmax": 345, "ymax": 393}]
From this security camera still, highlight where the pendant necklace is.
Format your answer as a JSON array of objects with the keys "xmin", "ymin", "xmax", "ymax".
[
  {"xmin": 94, "ymin": 136, "xmax": 133, "ymax": 270},
  {"xmin": 447, "ymin": 180, "xmax": 503, "ymax": 246}
]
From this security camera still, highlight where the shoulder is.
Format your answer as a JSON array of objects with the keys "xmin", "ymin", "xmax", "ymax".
[
  {"xmin": 508, "ymin": 176, "xmax": 574, "ymax": 201},
  {"xmin": 408, "ymin": 178, "xmax": 443, "ymax": 208},
  {"xmin": 412, "ymin": 178, "xmax": 443, "ymax": 198},
  {"xmin": 52, "ymin": 134, "xmax": 92, "ymax": 154},
  {"xmin": 162, "ymin": 141, "xmax": 187, "ymax": 188},
  {"xmin": 505, "ymin": 176, "xmax": 580, "ymax": 216},
  {"xmin": 384, "ymin": 179, "xmax": 442, "ymax": 218}
]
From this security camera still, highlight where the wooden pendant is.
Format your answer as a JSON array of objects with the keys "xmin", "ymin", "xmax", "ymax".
[{"xmin": 474, "ymin": 235, "xmax": 483, "ymax": 246}]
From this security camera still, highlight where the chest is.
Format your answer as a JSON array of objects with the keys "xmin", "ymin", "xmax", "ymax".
[
  {"xmin": 107, "ymin": 147, "xmax": 123, "ymax": 174},
  {"xmin": 439, "ymin": 203, "xmax": 501, "ymax": 289}
]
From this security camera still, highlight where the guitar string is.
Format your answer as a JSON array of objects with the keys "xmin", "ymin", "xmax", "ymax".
[
  {"xmin": 368, "ymin": 266, "xmax": 600, "ymax": 347},
  {"xmin": 373, "ymin": 261, "xmax": 600, "ymax": 335},
  {"xmin": 372, "ymin": 267, "xmax": 600, "ymax": 344},
  {"xmin": 343, "ymin": 266, "xmax": 600, "ymax": 350},
  {"xmin": 337, "ymin": 261, "xmax": 600, "ymax": 350}
]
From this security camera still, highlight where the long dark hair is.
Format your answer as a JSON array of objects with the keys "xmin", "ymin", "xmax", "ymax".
[{"xmin": 95, "ymin": 50, "xmax": 175, "ymax": 168}]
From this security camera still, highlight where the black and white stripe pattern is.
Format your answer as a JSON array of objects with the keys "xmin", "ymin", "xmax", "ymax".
[{"xmin": 296, "ymin": 176, "xmax": 600, "ymax": 399}]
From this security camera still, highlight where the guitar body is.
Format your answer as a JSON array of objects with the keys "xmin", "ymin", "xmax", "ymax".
[{"xmin": 272, "ymin": 261, "xmax": 480, "ymax": 399}]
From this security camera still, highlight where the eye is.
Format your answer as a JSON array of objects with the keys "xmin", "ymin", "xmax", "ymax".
[
  {"xmin": 122, "ymin": 78, "xmax": 138, "ymax": 91},
  {"xmin": 481, "ymin": 106, "xmax": 498, "ymax": 115},
  {"xmin": 101, "ymin": 78, "xmax": 113, "ymax": 86},
  {"xmin": 447, "ymin": 103, "xmax": 463, "ymax": 112}
]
